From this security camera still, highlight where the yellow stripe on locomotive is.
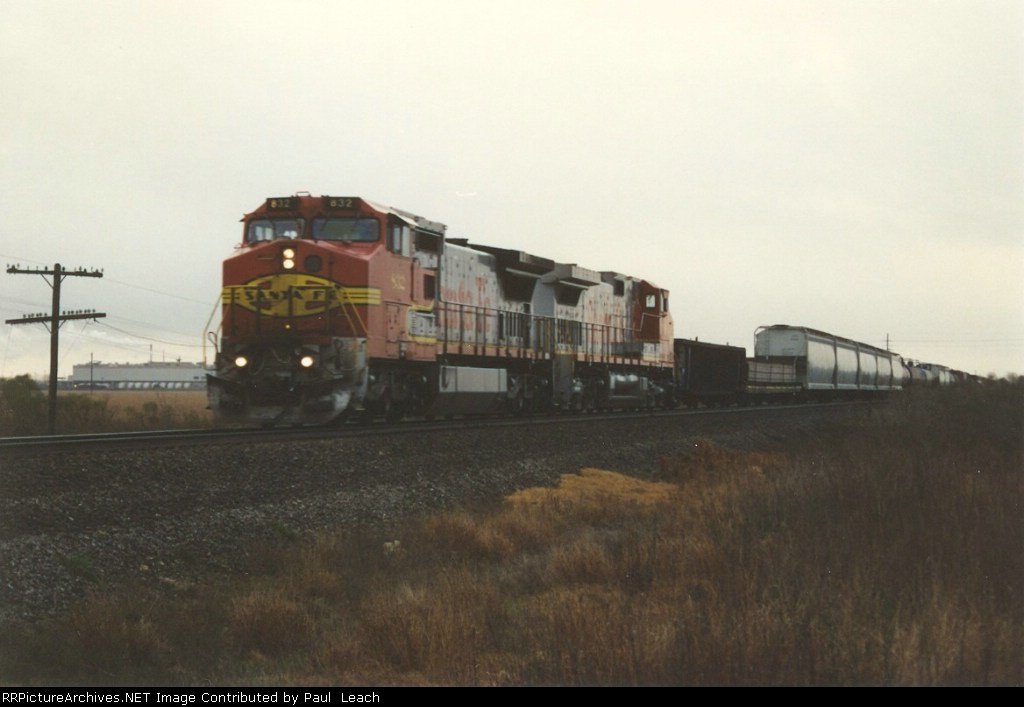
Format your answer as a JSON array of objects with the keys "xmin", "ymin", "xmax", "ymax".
[{"xmin": 221, "ymin": 275, "xmax": 381, "ymax": 318}]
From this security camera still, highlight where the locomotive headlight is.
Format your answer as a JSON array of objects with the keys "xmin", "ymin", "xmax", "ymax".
[
  {"xmin": 282, "ymin": 247, "xmax": 296, "ymax": 270},
  {"xmin": 299, "ymin": 354, "xmax": 316, "ymax": 368},
  {"xmin": 234, "ymin": 355, "xmax": 249, "ymax": 368}
]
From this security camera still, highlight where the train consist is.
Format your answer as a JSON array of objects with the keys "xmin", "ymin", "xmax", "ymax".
[
  {"xmin": 206, "ymin": 195, "xmax": 965, "ymax": 426},
  {"xmin": 674, "ymin": 327, "xmax": 969, "ymax": 407}
]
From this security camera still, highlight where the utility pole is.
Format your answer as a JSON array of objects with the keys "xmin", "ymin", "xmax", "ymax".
[{"xmin": 5, "ymin": 263, "xmax": 106, "ymax": 434}]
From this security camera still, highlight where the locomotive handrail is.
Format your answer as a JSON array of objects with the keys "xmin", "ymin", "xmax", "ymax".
[
  {"xmin": 225, "ymin": 281, "xmax": 668, "ymax": 366},
  {"xmin": 432, "ymin": 300, "xmax": 669, "ymax": 365},
  {"xmin": 202, "ymin": 292, "xmax": 221, "ymax": 368}
]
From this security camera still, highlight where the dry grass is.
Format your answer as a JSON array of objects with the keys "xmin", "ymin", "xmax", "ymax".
[
  {"xmin": 59, "ymin": 390, "xmax": 213, "ymax": 431},
  {"xmin": 2, "ymin": 383, "xmax": 1021, "ymax": 686},
  {"xmin": 47, "ymin": 390, "xmax": 211, "ymax": 433},
  {"xmin": 1, "ymin": 375, "xmax": 213, "ymax": 434},
  {"xmin": 74, "ymin": 390, "xmax": 210, "ymax": 416}
]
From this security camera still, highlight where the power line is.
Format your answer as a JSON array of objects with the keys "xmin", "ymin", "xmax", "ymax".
[
  {"xmin": 92, "ymin": 320, "xmax": 204, "ymax": 348},
  {"xmin": 884, "ymin": 339, "xmax": 1024, "ymax": 347},
  {"xmin": 104, "ymin": 275, "xmax": 212, "ymax": 306},
  {"xmin": 1, "ymin": 251, "xmax": 212, "ymax": 306}
]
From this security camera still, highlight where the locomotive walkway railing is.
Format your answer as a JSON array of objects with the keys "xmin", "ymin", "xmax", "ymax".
[
  {"xmin": 436, "ymin": 301, "xmax": 668, "ymax": 365},
  {"xmin": 219, "ymin": 285, "xmax": 670, "ymax": 366}
]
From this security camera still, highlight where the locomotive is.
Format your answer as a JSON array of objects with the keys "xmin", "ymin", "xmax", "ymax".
[
  {"xmin": 207, "ymin": 195, "xmax": 676, "ymax": 425},
  {"xmin": 207, "ymin": 194, "xmax": 967, "ymax": 426}
]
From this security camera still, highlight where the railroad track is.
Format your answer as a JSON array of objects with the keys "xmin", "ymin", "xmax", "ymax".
[{"xmin": 0, "ymin": 401, "xmax": 862, "ymax": 455}]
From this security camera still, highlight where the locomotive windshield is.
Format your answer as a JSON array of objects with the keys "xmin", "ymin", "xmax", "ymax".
[
  {"xmin": 247, "ymin": 219, "xmax": 304, "ymax": 242},
  {"xmin": 245, "ymin": 217, "xmax": 380, "ymax": 243},
  {"xmin": 313, "ymin": 217, "xmax": 379, "ymax": 242}
]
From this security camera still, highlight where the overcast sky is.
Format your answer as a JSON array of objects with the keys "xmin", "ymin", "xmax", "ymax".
[{"xmin": 1, "ymin": 0, "xmax": 1021, "ymax": 380}]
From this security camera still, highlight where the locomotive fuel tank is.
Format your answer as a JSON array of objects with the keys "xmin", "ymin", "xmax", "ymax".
[
  {"xmin": 602, "ymin": 371, "xmax": 650, "ymax": 408},
  {"xmin": 426, "ymin": 366, "xmax": 508, "ymax": 417}
]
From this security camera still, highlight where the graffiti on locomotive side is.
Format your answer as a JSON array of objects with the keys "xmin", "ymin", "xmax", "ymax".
[{"xmin": 223, "ymin": 274, "xmax": 381, "ymax": 318}]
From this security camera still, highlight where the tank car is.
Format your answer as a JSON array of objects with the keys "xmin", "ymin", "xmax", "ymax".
[
  {"xmin": 919, "ymin": 362, "xmax": 955, "ymax": 385},
  {"xmin": 207, "ymin": 195, "xmax": 676, "ymax": 425},
  {"xmin": 750, "ymin": 325, "xmax": 906, "ymax": 397},
  {"xmin": 903, "ymin": 360, "xmax": 935, "ymax": 387},
  {"xmin": 904, "ymin": 361, "xmax": 960, "ymax": 386}
]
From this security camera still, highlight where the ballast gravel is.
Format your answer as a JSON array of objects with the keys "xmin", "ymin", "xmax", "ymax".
[{"xmin": 0, "ymin": 406, "xmax": 858, "ymax": 624}]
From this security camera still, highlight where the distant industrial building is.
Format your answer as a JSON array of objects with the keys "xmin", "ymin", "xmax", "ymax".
[{"xmin": 71, "ymin": 361, "xmax": 207, "ymax": 390}]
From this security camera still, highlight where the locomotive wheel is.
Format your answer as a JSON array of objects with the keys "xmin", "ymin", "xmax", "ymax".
[
  {"xmin": 330, "ymin": 408, "xmax": 354, "ymax": 426},
  {"xmin": 509, "ymin": 392, "xmax": 527, "ymax": 416},
  {"xmin": 384, "ymin": 397, "xmax": 404, "ymax": 424}
]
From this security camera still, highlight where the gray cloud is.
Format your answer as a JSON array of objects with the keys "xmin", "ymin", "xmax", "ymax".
[{"xmin": 1, "ymin": 0, "xmax": 1021, "ymax": 378}]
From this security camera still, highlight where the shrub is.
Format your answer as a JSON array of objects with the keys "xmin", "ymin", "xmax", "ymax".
[{"xmin": 0, "ymin": 375, "xmax": 46, "ymax": 435}]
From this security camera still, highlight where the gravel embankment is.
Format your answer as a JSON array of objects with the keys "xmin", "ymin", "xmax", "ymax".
[{"xmin": 0, "ymin": 406, "xmax": 859, "ymax": 623}]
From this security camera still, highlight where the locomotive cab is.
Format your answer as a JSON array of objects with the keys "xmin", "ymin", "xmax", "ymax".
[{"xmin": 208, "ymin": 195, "xmax": 443, "ymax": 425}]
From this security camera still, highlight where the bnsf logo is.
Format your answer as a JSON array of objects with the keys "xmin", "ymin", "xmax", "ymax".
[{"xmin": 222, "ymin": 274, "xmax": 380, "ymax": 317}]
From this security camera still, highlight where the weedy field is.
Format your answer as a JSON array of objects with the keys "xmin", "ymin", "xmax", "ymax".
[
  {"xmin": 67, "ymin": 389, "xmax": 213, "ymax": 429},
  {"xmin": 0, "ymin": 377, "xmax": 211, "ymax": 434},
  {"xmin": 1, "ymin": 382, "xmax": 1021, "ymax": 686}
]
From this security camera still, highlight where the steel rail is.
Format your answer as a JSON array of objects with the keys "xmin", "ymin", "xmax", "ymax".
[{"xmin": 0, "ymin": 400, "xmax": 868, "ymax": 455}]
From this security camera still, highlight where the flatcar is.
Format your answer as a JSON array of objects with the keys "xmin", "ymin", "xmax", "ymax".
[{"xmin": 207, "ymin": 195, "xmax": 676, "ymax": 425}]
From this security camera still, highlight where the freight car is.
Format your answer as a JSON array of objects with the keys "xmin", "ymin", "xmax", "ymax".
[
  {"xmin": 904, "ymin": 360, "xmax": 939, "ymax": 386},
  {"xmin": 207, "ymin": 195, "xmax": 676, "ymax": 425},
  {"xmin": 749, "ymin": 325, "xmax": 906, "ymax": 398},
  {"xmin": 672, "ymin": 338, "xmax": 748, "ymax": 406},
  {"xmin": 672, "ymin": 325, "xmax": 907, "ymax": 407},
  {"xmin": 902, "ymin": 360, "xmax": 973, "ymax": 386}
]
